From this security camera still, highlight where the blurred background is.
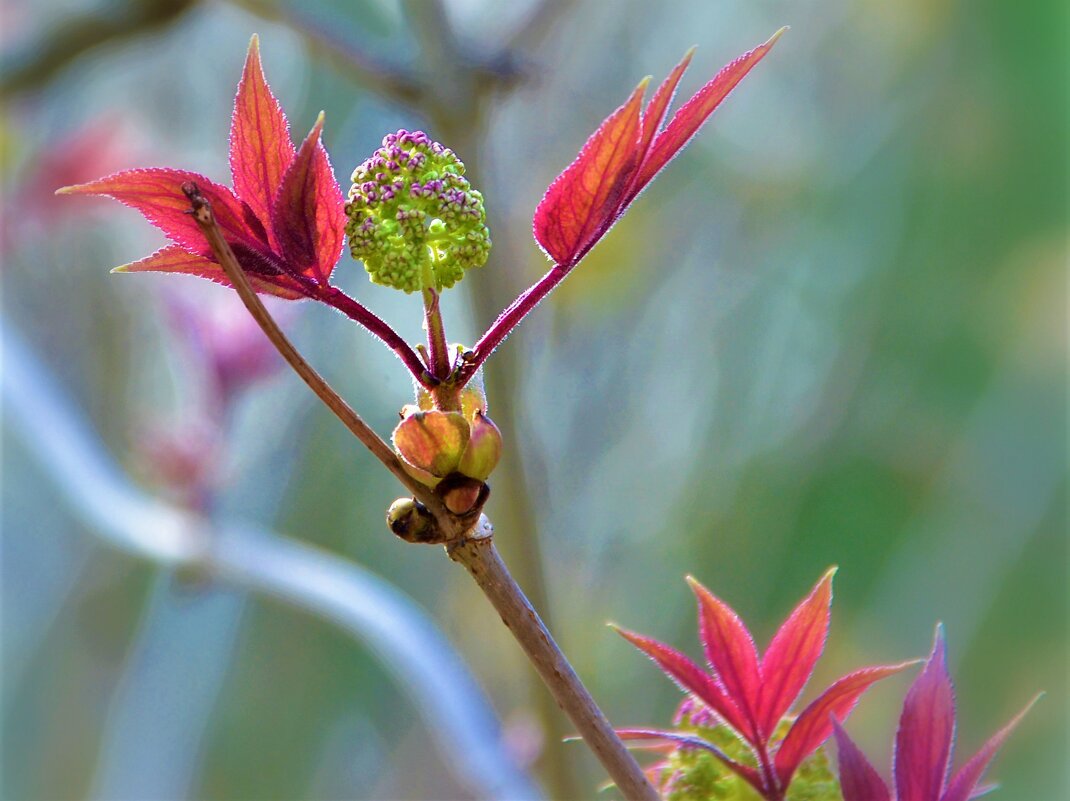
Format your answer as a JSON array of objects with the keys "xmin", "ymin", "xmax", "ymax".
[{"xmin": 1, "ymin": 0, "xmax": 1066, "ymax": 799}]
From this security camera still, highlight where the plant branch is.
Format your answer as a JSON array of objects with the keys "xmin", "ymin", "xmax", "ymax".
[
  {"xmin": 503, "ymin": 0, "xmax": 580, "ymax": 55},
  {"xmin": 227, "ymin": 0, "xmax": 425, "ymax": 106},
  {"xmin": 0, "ymin": 0, "xmax": 195, "ymax": 98},
  {"xmin": 181, "ymin": 182, "xmax": 456, "ymax": 526},
  {"xmin": 184, "ymin": 184, "xmax": 656, "ymax": 799},
  {"xmin": 0, "ymin": 318, "xmax": 540, "ymax": 800},
  {"xmin": 311, "ymin": 284, "xmax": 431, "ymax": 385},
  {"xmin": 448, "ymin": 536, "xmax": 661, "ymax": 801}
]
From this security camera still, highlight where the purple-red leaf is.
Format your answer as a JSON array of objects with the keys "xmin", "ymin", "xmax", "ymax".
[
  {"xmin": 613, "ymin": 625, "xmax": 753, "ymax": 741},
  {"xmin": 630, "ymin": 27, "xmax": 786, "ymax": 194},
  {"xmin": 58, "ymin": 168, "xmax": 257, "ymax": 257},
  {"xmin": 686, "ymin": 576, "xmax": 762, "ymax": 733},
  {"xmin": 230, "ymin": 34, "xmax": 296, "ymax": 248},
  {"xmin": 272, "ymin": 113, "xmax": 345, "ymax": 283},
  {"xmin": 632, "ymin": 48, "xmax": 695, "ymax": 178},
  {"xmin": 115, "ymin": 245, "xmax": 304, "ymax": 299},
  {"xmin": 615, "ymin": 729, "xmax": 765, "ymax": 793},
  {"xmin": 940, "ymin": 695, "xmax": 1040, "ymax": 801},
  {"xmin": 896, "ymin": 627, "xmax": 956, "ymax": 801},
  {"xmin": 757, "ymin": 567, "xmax": 836, "ymax": 738},
  {"xmin": 533, "ymin": 78, "xmax": 647, "ymax": 267},
  {"xmin": 775, "ymin": 661, "xmax": 918, "ymax": 785},
  {"xmin": 832, "ymin": 720, "xmax": 892, "ymax": 801}
]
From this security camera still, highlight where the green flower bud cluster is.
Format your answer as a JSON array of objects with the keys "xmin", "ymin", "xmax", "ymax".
[
  {"xmin": 345, "ymin": 129, "xmax": 491, "ymax": 293},
  {"xmin": 659, "ymin": 702, "xmax": 842, "ymax": 801}
]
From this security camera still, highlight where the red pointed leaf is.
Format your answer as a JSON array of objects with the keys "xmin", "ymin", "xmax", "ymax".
[
  {"xmin": 686, "ymin": 576, "xmax": 762, "ymax": 732},
  {"xmin": 272, "ymin": 114, "xmax": 345, "ymax": 283},
  {"xmin": 896, "ymin": 628, "xmax": 956, "ymax": 801},
  {"xmin": 832, "ymin": 720, "xmax": 892, "ymax": 801},
  {"xmin": 631, "ymin": 27, "xmax": 786, "ymax": 195},
  {"xmin": 230, "ymin": 34, "xmax": 296, "ymax": 245},
  {"xmin": 774, "ymin": 661, "xmax": 917, "ymax": 785},
  {"xmin": 757, "ymin": 568, "xmax": 836, "ymax": 737},
  {"xmin": 622, "ymin": 47, "xmax": 694, "ymax": 208},
  {"xmin": 613, "ymin": 626, "xmax": 753, "ymax": 741},
  {"xmin": 635, "ymin": 48, "xmax": 694, "ymax": 166},
  {"xmin": 115, "ymin": 245, "xmax": 304, "ymax": 299},
  {"xmin": 58, "ymin": 169, "xmax": 260, "ymax": 257},
  {"xmin": 533, "ymin": 78, "xmax": 647, "ymax": 267},
  {"xmin": 940, "ymin": 695, "xmax": 1040, "ymax": 801},
  {"xmin": 615, "ymin": 729, "xmax": 764, "ymax": 793}
]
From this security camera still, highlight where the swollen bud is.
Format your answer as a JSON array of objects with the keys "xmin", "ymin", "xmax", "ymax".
[
  {"xmin": 387, "ymin": 497, "xmax": 434, "ymax": 542},
  {"xmin": 457, "ymin": 411, "xmax": 502, "ymax": 481},
  {"xmin": 392, "ymin": 410, "xmax": 470, "ymax": 485}
]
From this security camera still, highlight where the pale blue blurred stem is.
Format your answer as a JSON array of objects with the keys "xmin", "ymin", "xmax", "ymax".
[
  {"xmin": 90, "ymin": 388, "xmax": 303, "ymax": 800},
  {"xmin": 0, "ymin": 317, "xmax": 543, "ymax": 801},
  {"xmin": 89, "ymin": 575, "xmax": 247, "ymax": 801}
]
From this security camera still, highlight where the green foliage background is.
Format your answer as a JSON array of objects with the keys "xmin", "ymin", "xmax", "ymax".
[{"xmin": 2, "ymin": 0, "xmax": 1066, "ymax": 799}]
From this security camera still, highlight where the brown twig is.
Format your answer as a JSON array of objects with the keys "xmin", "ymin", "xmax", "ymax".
[
  {"xmin": 181, "ymin": 181, "xmax": 456, "ymax": 530},
  {"xmin": 183, "ymin": 182, "xmax": 658, "ymax": 801},
  {"xmin": 449, "ymin": 536, "xmax": 661, "ymax": 801}
]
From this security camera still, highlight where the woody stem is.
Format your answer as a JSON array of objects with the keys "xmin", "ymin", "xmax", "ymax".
[
  {"xmin": 183, "ymin": 184, "xmax": 657, "ymax": 801},
  {"xmin": 182, "ymin": 182, "xmax": 449, "ymax": 524}
]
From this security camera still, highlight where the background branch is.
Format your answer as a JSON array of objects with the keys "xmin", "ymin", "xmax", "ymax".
[
  {"xmin": 0, "ymin": 0, "xmax": 197, "ymax": 99},
  {"xmin": 0, "ymin": 317, "xmax": 541, "ymax": 801}
]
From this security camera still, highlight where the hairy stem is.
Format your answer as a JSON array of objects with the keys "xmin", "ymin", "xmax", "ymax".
[
  {"xmin": 422, "ymin": 287, "xmax": 451, "ymax": 381},
  {"xmin": 313, "ymin": 284, "xmax": 431, "ymax": 385},
  {"xmin": 181, "ymin": 182, "xmax": 453, "ymax": 525},
  {"xmin": 448, "ymin": 536, "xmax": 661, "ymax": 801}
]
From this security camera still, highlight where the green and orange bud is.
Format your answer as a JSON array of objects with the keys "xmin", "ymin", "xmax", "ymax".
[
  {"xmin": 345, "ymin": 130, "xmax": 491, "ymax": 293},
  {"xmin": 457, "ymin": 411, "xmax": 502, "ymax": 482},
  {"xmin": 392, "ymin": 370, "xmax": 503, "ymax": 496}
]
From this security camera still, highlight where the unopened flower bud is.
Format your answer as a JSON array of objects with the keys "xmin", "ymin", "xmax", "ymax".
[
  {"xmin": 392, "ymin": 409, "xmax": 470, "ymax": 487},
  {"xmin": 387, "ymin": 497, "xmax": 434, "ymax": 542},
  {"xmin": 345, "ymin": 130, "xmax": 491, "ymax": 293},
  {"xmin": 457, "ymin": 411, "xmax": 502, "ymax": 481}
]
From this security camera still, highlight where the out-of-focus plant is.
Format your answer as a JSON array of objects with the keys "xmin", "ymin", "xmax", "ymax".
[
  {"xmin": 610, "ymin": 570, "xmax": 916, "ymax": 800},
  {"xmin": 832, "ymin": 628, "xmax": 1040, "ymax": 801},
  {"xmin": 55, "ymin": 24, "xmax": 1041, "ymax": 801}
]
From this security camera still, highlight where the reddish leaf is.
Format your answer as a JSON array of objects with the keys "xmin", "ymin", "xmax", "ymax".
[
  {"xmin": 774, "ymin": 661, "xmax": 917, "ymax": 785},
  {"xmin": 230, "ymin": 34, "xmax": 296, "ymax": 248},
  {"xmin": 941, "ymin": 695, "xmax": 1041, "ymax": 801},
  {"xmin": 272, "ymin": 113, "xmax": 345, "ymax": 283},
  {"xmin": 686, "ymin": 576, "xmax": 762, "ymax": 731},
  {"xmin": 633, "ymin": 47, "xmax": 695, "ymax": 174},
  {"xmin": 756, "ymin": 567, "xmax": 836, "ymax": 738},
  {"xmin": 114, "ymin": 245, "xmax": 304, "ymax": 299},
  {"xmin": 631, "ymin": 27, "xmax": 786, "ymax": 194},
  {"xmin": 58, "ymin": 168, "xmax": 257, "ymax": 257},
  {"xmin": 615, "ymin": 729, "xmax": 764, "ymax": 793},
  {"xmin": 832, "ymin": 720, "xmax": 892, "ymax": 801},
  {"xmin": 613, "ymin": 625, "xmax": 753, "ymax": 740},
  {"xmin": 896, "ymin": 628, "xmax": 956, "ymax": 801},
  {"xmin": 533, "ymin": 78, "xmax": 647, "ymax": 267}
]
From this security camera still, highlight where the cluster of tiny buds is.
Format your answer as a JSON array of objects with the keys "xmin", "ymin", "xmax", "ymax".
[{"xmin": 345, "ymin": 129, "xmax": 491, "ymax": 293}]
